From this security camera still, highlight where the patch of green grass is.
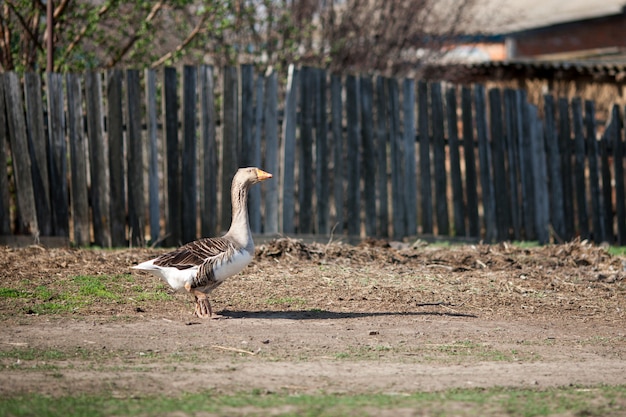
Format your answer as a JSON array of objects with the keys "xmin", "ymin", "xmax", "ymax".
[
  {"xmin": 0, "ymin": 385, "xmax": 625, "ymax": 417},
  {"xmin": 72, "ymin": 275, "xmax": 121, "ymax": 300},
  {"xmin": 0, "ymin": 287, "xmax": 26, "ymax": 298},
  {"xmin": 265, "ymin": 296, "xmax": 306, "ymax": 306}
]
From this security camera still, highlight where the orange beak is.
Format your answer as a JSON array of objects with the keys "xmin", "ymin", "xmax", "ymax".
[{"xmin": 256, "ymin": 169, "xmax": 273, "ymax": 181}]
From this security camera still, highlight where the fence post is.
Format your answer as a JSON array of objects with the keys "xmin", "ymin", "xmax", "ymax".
[
  {"xmin": 488, "ymin": 88, "xmax": 509, "ymax": 241},
  {"xmin": 315, "ymin": 68, "xmax": 329, "ymax": 235},
  {"xmin": 0, "ymin": 77, "xmax": 9, "ymax": 235},
  {"xmin": 518, "ymin": 90, "xmax": 536, "ymax": 241},
  {"xmin": 346, "ymin": 74, "xmax": 361, "ymax": 237},
  {"xmin": 446, "ymin": 86, "xmax": 466, "ymax": 238},
  {"xmin": 375, "ymin": 76, "xmax": 389, "ymax": 237},
  {"xmin": 127, "ymin": 69, "xmax": 146, "ymax": 246},
  {"xmin": 558, "ymin": 97, "xmax": 575, "ymax": 241},
  {"xmin": 107, "ymin": 69, "xmax": 126, "ymax": 246},
  {"xmin": 528, "ymin": 104, "xmax": 550, "ymax": 244},
  {"xmin": 543, "ymin": 94, "xmax": 566, "ymax": 242},
  {"xmin": 66, "ymin": 74, "xmax": 89, "ymax": 246},
  {"xmin": 163, "ymin": 67, "xmax": 181, "ymax": 246},
  {"xmin": 281, "ymin": 65, "xmax": 298, "ymax": 234},
  {"xmin": 331, "ymin": 74, "xmax": 344, "ymax": 234},
  {"xmin": 251, "ymin": 72, "xmax": 264, "ymax": 233},
  {"xmin": 504, "ymin": 89, "xmax": 521, "ymax": 241},
  {"xmin": 418, "ymin": 80, "xmax": 432, "ymax": 235},
  {"xmin": 585, "ymin": 100, "xmax": 605, "ymax": 243},
  {"xmin": 221, "ymin": 66, "xmax": 239, "ymax": 233},
  {"xmin": 475, "ymin": 84, "xmax": 496, "ymax": 242},
  {"xmin": 299, "ymin": 67, "xmax": 314, "ymax": 234},
  {"xmin": 431, "ymin": 82, "xmax": 449, "ymax": 236},
  {"xmin": 361, "ymin": 75, "xmax": 377, "ymax": 237},
  {"xmin": 264, "ymin": 70, "xmax": 279, "ymax": 234},
  {"xmin": 240, "ymin": 64, "xmax": 261, "ymax": 233},
  {"xmin": 85, "ymin": 71, "xmax": 111, "ymax": 247},
  {"xmin": 612, "ymin": 105, "xmax": 626, "ymax": 245}
]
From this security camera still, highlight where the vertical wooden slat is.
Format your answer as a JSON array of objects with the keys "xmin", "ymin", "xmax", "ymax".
[
  {"xmin": 66, "ymin": 73, "xmax": 89, "ymax": 246},
  {"xmin": 106, "ymin": 69, "xmax": 126, "ymax": 246},
  {"xmin": 403, "ymin": 78, "xmax": 418, "ymax": 236},
  {"xmin": 145, "ymin": 68, "xmax": 160, "ymax": 244},
  {"xmin": 346, "ymin": 75, "xmax": 361, "ymax": 237},
  {"xmin": 281, "ymin": 65, "xmax": 298, "ymax": 234},
  {"xmin": 388, "ymin": 77, "xmax": 404, "ymax": 239},
  {"xmin": 331, "ymin": 74, "xmax": 344, "ymax": 234},
  {"xmin": 181, "ymin": 65, "xmax": 197, "ymax": 244},
  {"xmin": 612, "ymin": 105, "xmax": 626, "ymax": 245},
  {"xmin": 572, "ymin": 98, "xmax": 589, "ymax": 239},
  {"xmin": 431, "ymin": 82, "xmax": 449, "ymax": 236},
  {"xmin": 544, "ymin": 94, "xmax": 566, "ymax": 242},
  {"xmin": 240, "ymin": 64, "xmax": 260, "ymax": 232},
  {"xmin": 126, "ymin": 69, "xmax": 146, "ymax": 246},
  {"xmin": 46, "ymin": 73, "xmax": 69, "ymax": 238},
  {"xmin": 264, "ymin": 70, "xmax": 279, "ymax": 234},
  {"xmin": 222, "ymin": 66, "xmax": 239, "ymax": 232},
  {"xmin": 199, "ymin": 65, "xmax": 217, "ymax": 238},
  {"xmin": 251, "ymin": 73, "xmax": 264, "ymax": 232},
  {"xmin": 461, "ymin": 86, "xmax": 479, "ymax": 238},
  {"xmin": 163, "ymin": 67, "xmax": 181, "ymax": 246},
  {"xmin": 299, "ymin": 67, "xmax": 314, "ymax": 234},
  {"xmin": 518, "ymin": 91, "xmax": 536, "ymax": 241},
  {"xmin": 585, "ymin": 100, "xmax": 605, "ymax": 243},
  {"xmin": 475, "ymin": 85, "xmax": 496, "ymax": 242},
  {"xmin": 558, "ymin": 97, "xmax": 575, "ymax": 240},
  {"xmin": 488, "ymin": 88, "xmax": 509, "ymax": 241},
  {"xmin": 23, "ymin": 73, "xmax": 52, "ymax": 236},
  {"xmin": 0, "ymin": 76, "xmax": 12, "ymax": 235},
  {"xmin": 446, "ymin": 86, "xmax": 466, "ymax": 237},
  {"xmin": 85, "ymin": 71, "xmax": 111, "ymax": 247},
  {"xmin": 375, "ymin": 76, "xmax": 389, "ymax": 237},
  {"xmin": 528, "ymin": 104, "xmax": 550, "ymax": 244},
  {"xmin": 417, "ymin": 80, "xmax": 433, "ymax": 235},
  {"xmin": 504, "ymin": 89, "xmax": 521, "ymax": 241},
  {"xmin": 361, "ymin": 75, "xmax": 376, "ymax": 236},
  {"xmin": 600, "ymin": 121, "xmax": 613, "ymax": 243},
  {"xmin": 315, "ymin": 68, "xmax": 329, "ymax": 235}
]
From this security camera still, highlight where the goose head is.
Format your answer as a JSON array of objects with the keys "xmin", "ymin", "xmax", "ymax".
[{"xmin": 233, "ymin": 167, "xmax": 273, "ymax": 187}]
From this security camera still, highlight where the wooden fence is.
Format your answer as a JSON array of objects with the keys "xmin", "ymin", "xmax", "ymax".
[{"xmin": 1, "ymin": 64, "xmax": 625, "ymax": 247}]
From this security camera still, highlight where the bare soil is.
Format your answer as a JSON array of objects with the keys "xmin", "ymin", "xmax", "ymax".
[{"xmin": 1, "ymin": 238, "xmax": 625, "ymax": 397}]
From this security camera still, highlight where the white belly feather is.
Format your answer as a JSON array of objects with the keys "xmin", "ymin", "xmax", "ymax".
[{"xmin": 133, "ymin": 249, "xmax": 253, "ymax": 291}]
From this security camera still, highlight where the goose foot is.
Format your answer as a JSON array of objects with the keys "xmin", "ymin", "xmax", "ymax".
[{"xmin": 194, "ymin": 295, "xmax": 225, "ymax": 319}]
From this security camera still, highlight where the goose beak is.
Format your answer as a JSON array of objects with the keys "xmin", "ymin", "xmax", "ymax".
[{"xmin": 256, "ymin": 169, "xmax": 273, "ymax": 181}]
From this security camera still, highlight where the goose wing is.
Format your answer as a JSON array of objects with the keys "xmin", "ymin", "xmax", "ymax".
[{"xmin": 153, "ymin": 237, "xmax": 237, "ymax": 271}]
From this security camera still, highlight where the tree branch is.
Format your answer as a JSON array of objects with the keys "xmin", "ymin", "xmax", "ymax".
[
  {"xmin": 4, "ymin": 0, "xmax": 44, "ymax": 52},
  {"xmin": 60, "ymin": 1, "xmax": 113, "ymax": 64},
  {"xmin": 150, "ymin": 11, "xmax": 210, "ymax": 68}
]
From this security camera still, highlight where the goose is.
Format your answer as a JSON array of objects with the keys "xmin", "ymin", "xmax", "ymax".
[{"xmin": 132, "ymin": 167, "xmax": 272, "ymax": 318}]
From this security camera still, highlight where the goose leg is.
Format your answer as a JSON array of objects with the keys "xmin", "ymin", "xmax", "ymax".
[{"xmin": 185, "ymin": 283, "xmax": 224, "ymax": 319}]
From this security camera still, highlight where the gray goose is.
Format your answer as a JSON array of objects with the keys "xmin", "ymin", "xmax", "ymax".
[{"xmin": 133, "ymin": 167, "xmax": 272, "ymax": 318}]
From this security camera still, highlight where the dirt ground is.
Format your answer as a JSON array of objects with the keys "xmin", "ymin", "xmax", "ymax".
[{"xmin": 0, "ymin": 237, "xmax": 625, "ymax": 398}]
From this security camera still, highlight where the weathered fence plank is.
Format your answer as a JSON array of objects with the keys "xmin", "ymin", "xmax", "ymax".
[
  {"xmin": 445, "ymin": 86, "xmax": 466, "ymax": 237},
  {"xmin": 299, "ymin": 67, "xmax": 314, "ymax": 234},
  {"xmin": 264, "ymin": 70, "xmax": 279, "ymax": 234},
  {"xmin": 315, "ymin": 68, "xmax": 329, "ymax": 235},
  {"xmin": 612, "ymin": 105, "xmax": 626, "ymax": 245},
  {"xmin": 331, "ymin": 74, "xmax": 344, "ymax": 233},
  {"xmin": 417, "ymin": 80, "xmax": 433, "ymax": 235},
  {"xmin": 475, "ymin": 85, "xmax": 496, "ymax": 242},
  {"xmin": 488, "ymin": 88, "xmax": 509, "ymax": 241},
  {"xmin": 361, "ymin": 75, "xmax": 377, "ymax": 236},
  {"xmin": 585, "ymin": 100, "xmax": 605, "ymax": 243},
  {"xmin": 504, "ymin": 88, "xmax": 521, "ymax": 241},
  {"xmin": 66, "ymin": 73, "xmax": 89, "ymax": 246},
  {"xmin": 544, "ymin": 94, "xmax": 566, "ymax": 242},
  {"xmin": 403, "ymin": 78, "xmax": 418, "ymax": 236},
  {"xmin": 346, "ymin": 74, "xmax": 361, "ymax": 236},
  {"xmin": 251, "ymin": 73, "xmax": 264, "ymax": 233},
  {"xmin": 199, "ymin": 65, "xmax": 217, "ymax": 238},
  {"xmin": 375, "ymin": 76, "xmax": 389, "ymax": 237},
  {"xmin": 163, "ymin": 67, "xmax": 181, "ymax": 246},
  {"xmin": 0, "ymin": 76, "xmax": 12, "ymax": 235},
  {"xmin": 431, "ymin": 82, "xmax": 449, "ymax": 236},
  {"xmin": 528, "ymin": 104, "xmax": 550, "ymax": 244},
  {"xmin": 127, "ymin": 69, "xmax": 146, "ymax": 246},
  {"xmin": 281, "ymin": 65, "xmax": 298, "ymax": 234},
  {"xmin": 571, "ymin": 98, "xmax": 590, "ymax": 239},
  {"xmin": 241, "ymin": 64, "xmax": 261, "ymax": 233},
  {"xmin": 558, "ymin": 97, "xmax": 575, "ymax": 240},
  {"xmin": 221, "ymin": 66, "xmax": 239, "ymax": 233},
  {"xmin": 461, "ymin": 86, "xmax": 480, "ymax": 238},
  {"xmin": 181, "ymin": 65, "xmax": 197, "ymax": 244},
  {"xmin": 107, "ymin": 69, "xmax": 126, "ymax": 246},
  {"xmin": 388, "ymin": 77, "xmax": 404, "ymax": 239},
  {"xmin": 145, "ymin": 68, "xmax": 160, "ymax": 244},
  {"xmin": 24, "ymin": 73, "xmax": 52, "ymax": 237},
  {"xmin": 518, "ymin": 90, "xmax": 536, "ymax": 241},
  {"xmin": 85, "ymin": 71, "xmax": 111, "ymax": 247},
  {"xmin": 600, "ymin": 123, "xmax": 613, "ymax": 243}
]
